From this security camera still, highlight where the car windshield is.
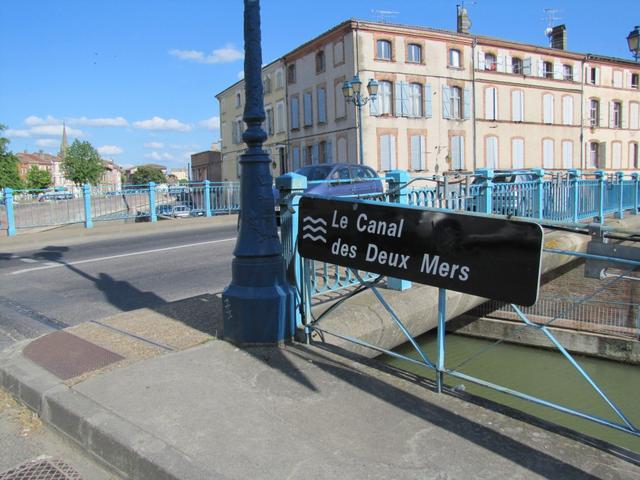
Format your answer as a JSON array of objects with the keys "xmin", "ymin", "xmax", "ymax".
[{"xmin": 295, "ymin": 165, "xmax": 334, "ymax": 181}]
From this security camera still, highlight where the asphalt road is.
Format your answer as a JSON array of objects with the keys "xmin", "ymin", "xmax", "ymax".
[{"xmin": 0, "ymin": 223, "xmax": 238, "ymax": 350}]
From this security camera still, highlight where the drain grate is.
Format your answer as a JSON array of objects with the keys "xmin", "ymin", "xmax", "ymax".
[{"xmin": 0, "ymin": 458, "xmax": 82, "ymax": 480}]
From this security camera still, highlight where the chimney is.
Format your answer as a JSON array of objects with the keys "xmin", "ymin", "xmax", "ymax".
[
  {"xmin": 211, "ymin": 141, "xmax": 221, "ymax": 152},
  {"xmin": 550, "ymin": 24, "xmax": 567, "ymax": 50},
  {"xmin": 457, "ymin": 5, "xmax": 472, "ymax": 34}
]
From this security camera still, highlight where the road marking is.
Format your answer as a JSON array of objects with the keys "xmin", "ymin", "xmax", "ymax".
[
  {"xmin": 20, "ymin": 258, "xmax": 38, "ymax": 263},
  {"xmin": 9, "ymin": 237, "xmax": 236, "ymax": 275}
]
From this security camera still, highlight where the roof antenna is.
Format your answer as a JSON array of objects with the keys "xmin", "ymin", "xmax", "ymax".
[
  {"xmin": 371, "ymin": 9, "xmax": 399, "ymax": 23},
  {"xmin": 543, "ymin": 8, "xmax": 562, "ymax": 47}
]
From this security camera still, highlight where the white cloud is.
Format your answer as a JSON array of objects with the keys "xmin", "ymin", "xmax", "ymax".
[
  {"xmin": 133, "ymin": 117, "xmax": 191, "ymax": 132},
  {"xmin": 35, "ymin": 139, "xmax": 59, "ymax": 147},
  {"xmin": 70, "ymin": 116, "xmax": 129, "ymax": 127},
  {"xmin": 144, "ymin": 141, "xmax": 164, "ymax": 149},
  {"xmin": 97, "ymin": 145, "xmax": 123, "ymax": 155},
  {"xmin": 24, "ymin": 115, "xmax": 61, "ymax": 126},
  {"xmin": 237, "ymin": 70, "xmax": 244, "ymax": 80},
  {"xmin": 145, "ymin": 151, "xmax": 175, "ymax": 161},
  {"xmin": 5, "ymin": 129, "xmax": 30, "ymax": 137},
  {"xmin": 169, "ymin": 44, "xmax": 243, "ymax": 64},
  {"xmin": 30, "ymin": 125, "xmax": 83, "ymax": 137},
  {"xmin": 198, "ymin": 116, "xmax": 220, "ymax": 130}
]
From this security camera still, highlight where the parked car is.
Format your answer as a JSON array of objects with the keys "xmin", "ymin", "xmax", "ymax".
[
  {"xmin": 190, "ymin": 209, "xmax": 206, "ymax": 217},
  {"xmin": 171, "ymin": 205, "xmax": 191, "ymax": 218},
  {"xmin": 44, "ymin": 191, "xmax": 73, "ymax": 200},
  {"xmin": 156, "ymin": 204, "xmax": 174, "ymax": 217},
  {"xmin": 467, "ymin": 171, "xmax": 537, "ymax": 216}
]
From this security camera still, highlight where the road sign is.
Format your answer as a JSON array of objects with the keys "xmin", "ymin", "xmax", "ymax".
[{"xmin": 298, "ymin": 197, "xmax": 543, "ymax": 306}]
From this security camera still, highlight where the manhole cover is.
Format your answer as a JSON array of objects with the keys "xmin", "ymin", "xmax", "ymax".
[
  {"xmin": 23, "ymin": 331, "xmax": 124, "ymax": 380},
  {"xmin": 0, "ymin": 458, "xmax": 82, "ymax": 480}
]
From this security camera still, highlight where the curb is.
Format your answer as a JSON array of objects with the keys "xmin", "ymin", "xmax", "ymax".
[{"xmin": 0, "ymin": 342, "xmax": 219, "ymax": 480}]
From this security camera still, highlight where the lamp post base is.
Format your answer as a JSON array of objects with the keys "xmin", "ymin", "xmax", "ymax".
[{"xmin": 222, "ymin": 256, "xmax": 295, "ymax": 345}]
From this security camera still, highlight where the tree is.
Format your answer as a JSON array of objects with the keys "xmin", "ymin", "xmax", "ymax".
[
  {"xmin": 26, "ymin": 166, "xmax": 52, "ymax": 190},
  {"xmin": 131, "ymin": 165, "xmax": 166, "ymax": 185},
  {"xmin": 62, "ymin": 139, "xmax": 104, "ymax": 185},
  {"xmin": 0, "ymin": 124, "xmax": 24, "ymax": 190}
]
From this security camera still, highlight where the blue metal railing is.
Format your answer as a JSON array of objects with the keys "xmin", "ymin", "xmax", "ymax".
[{"xmin": 1, "ymin": 181, "xmax": 241, "ymax": 235}]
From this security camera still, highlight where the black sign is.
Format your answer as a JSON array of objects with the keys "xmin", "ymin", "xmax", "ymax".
[{"xmin": 298, "ymin": 197, "xmax": 543, "ymax": 306}]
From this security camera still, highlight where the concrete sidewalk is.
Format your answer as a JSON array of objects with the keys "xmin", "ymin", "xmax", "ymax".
[{"xmin": 0, "ymin": 294, "xmax": 638, "ymax": 479}]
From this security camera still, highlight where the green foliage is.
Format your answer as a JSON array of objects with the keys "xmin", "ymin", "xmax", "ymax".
[
  {"xmin": 0, "ymin": 124, "xmax": 24, "ymax": 190},
  {"xmin": 178, "ymin": 178, "xmax": 188, "ymax": 185},
  {"xmin": 62, "ymin": 139, "xmax": 104, "ymax": 185},
  {"xmin": 26, "ymin": 166, "xmax": 52, "ymax": 190},
  {"xmin": 131, "ymin": 165, "xmax": 166, "ymax": 185}
]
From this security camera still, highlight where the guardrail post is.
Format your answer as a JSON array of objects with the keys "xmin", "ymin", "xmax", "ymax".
[
  {"xmin": 276, "ymin": 172, "xmax": 307, "ymax": 329},
  {"xmin": 632, "ymin": 173, "xmax": 639, "ymax": 215},
  {"xmin": 148, "ymin": 182, "xmax": 157, "ymax": 222},
  {"xmin": 531, "ymin": 168, "xmax": 545, "ymax": 220},
  {"xmin": 475, "ymin": 168, "xmax": 493, "ymax": 214},
  {"xmin": 595, "ymin": 170, "xmax": 605, "ymax": 224},
  {"xmin": 4, "ymin": 188, "xmax": 16, "ymax": 236},
  {"xmin": 615, "ymin": 171, "xmax": 624, "ymax": 219},
  {"xmin": 82, "ymin": 184, "xmax": 93, "ymax": 229},
  {"xmin": 386, "ymin": 170, "xmax": 411, "ymax": 291},
  {"xmin": 568, "ymin": 169, "xmax": 580, "ymax": 223},
  {"xmin": 204, "ymin": 180, "xmax": 212, "ymax": 217}
]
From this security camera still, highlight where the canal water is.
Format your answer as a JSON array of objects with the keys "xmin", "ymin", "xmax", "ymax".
[{"xmin": 383, "ymin": 331, "xmax": 640, "ymax": 452}]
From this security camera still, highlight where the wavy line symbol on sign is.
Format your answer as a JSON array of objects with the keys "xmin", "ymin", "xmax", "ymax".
[{"xmin": 302, "ymin": 216, "xmax": 327, "ymax": 243}]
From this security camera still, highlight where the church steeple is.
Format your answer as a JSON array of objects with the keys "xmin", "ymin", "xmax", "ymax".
[{"xmin": 59, "ymin": 122, "xmax": 68, "ymax": 159}]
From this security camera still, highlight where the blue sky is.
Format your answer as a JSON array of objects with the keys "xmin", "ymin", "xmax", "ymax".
[{"xmin": 1, "ymin": 0, "xmax": 637, "ymax": 171}]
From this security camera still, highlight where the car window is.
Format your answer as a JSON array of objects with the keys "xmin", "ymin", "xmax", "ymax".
[
  {"xmin": 364, "ymin": 167, "xmax": 378, "ymax": 179},
  {"xmin": 296, "ymin": 165, "xmax": 333, "ymax": 181},
  {"xmin": 330, "ymin": 167, "xmax": 351, "ymax": 183},
  {"xmin": 350, "ymin": 166, "xmax": 368, "ymax": 181}
]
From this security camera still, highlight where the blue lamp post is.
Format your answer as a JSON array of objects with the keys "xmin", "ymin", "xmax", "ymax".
[
  {"xmin": 222, "ymin": 0, "xmax": 294, "ymax": 345},
  {"xmin": 342, "ymin": 75, "xmax": 378, "ymax": 165}
]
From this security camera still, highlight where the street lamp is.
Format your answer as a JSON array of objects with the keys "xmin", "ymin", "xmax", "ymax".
[
  {"xmin": 343, "ymin": 75, "xmax": 378, "ymax": 165},
  {"xmin": 627, "ymin": 26, "xmax": 640, "ymax": 62}
]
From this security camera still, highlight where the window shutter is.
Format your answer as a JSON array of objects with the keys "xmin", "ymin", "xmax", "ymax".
[
  {"xmin": 442, "ymin": 85, "xmax": 452, "ymax": 119},
  {"xmin": 562, "ymin": 96, "xmax": 573, "ymax": 125},
  {"xmin": 522, "ymin": 58, "xmax": 532, "ymax": 76},
  {"xmin": 537, "ymin": 59, "xmax": 544, "ymax": 77},
  {"xmin": 626, "ymin": 71, "xmax": 633, "ymax": 89},
  {"xmin": 301, "ymin": 146, "xmax": 307, "ymax": 165},
  {"xmin": 326, "ymin": 140, "xmax": 333, "ymax": 163},
  {"xmin": 291, "ymin": 98, "xmax": 299, "ymax": 129},
  {"xmin": 424, "ymin": 83, "xmax": 432, "ymax": 118},
  {"xmin": 573, "ymin": 62, "xmax": 580, "ymax": 82},
  {"xmin": 317, "ymin": 88, "xmax": 326, "ymax": 123},
  {"xmin": 621, "ymin": 104, "xmax": 626, "ymax": 129},
  {"xmin": 609, "ymin": 101, "xmax": 615, "ymax": 128},
  {"xmin": 419, "ymin": 135, "xmax": 426, "ymax": 170},
  {"xmin": 370, "ymin": 94, "xmax": 379, "ymax": 116},
  {"xmin": 380, "ymin": 135, "xmax": 390, "ymax": 170},
  {"xmin": 630, "ymin": 103, "xmax": 639, "ymax": 130},
  {"xmin": 292, "ymin": 147, "xmax": 300, "ymax": 170},
  {"xmin": 598, "ymin": 142, "xmax": 607, "ymax": 168},
  {"xmin": 476, "ymin": 48, "xmax": 485, "ymax": 70},
  {"xmin": 595, "ymin": 68, "xmax": 600, "ymax": 85},
  {"xmin": 411, "ymin": 135, "xmax": 420, "ymax": 170},
  {"xmin": 463, "ymin": 87, "xmax": 471, "ymax": 120},
  {"xmin": 512, "ymin": 138, "xmax": 524, "ymax": 169},
  {"xmin": 562, "ymin": 141, "xmax": 573, "ymax": 169},
  {"xmin": 504, "ymin": 54, "xmax": 512, "ymax": 73},
  {"xmin": 553, "ymin": 61, "xmax": 563, "ymax": 80},
  {"xmin": 400, "ymin": 82, "xmax": 410, "ymax": 116},
  {"xmin": 485, "ymin": 88, "xmax": 494, "ymax": 120},
  {"xmin": 311, "ymin": 144, "xmax": 319, "ymax": 164},
  {"xmin": 496, "ymin": 54, "xmax": 505, "ymax": 73},
  {"xmin": 389, "ymin": 135, "xmax": 397, "ymax": 169}
]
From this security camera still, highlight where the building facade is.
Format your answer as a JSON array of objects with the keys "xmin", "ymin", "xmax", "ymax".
[
  {"xmin": 217, "ymin": 59, "xmax": 287, "ymax": 181},
  {"xmin": 190, "ymin": 150, "xmax": 222, "ymax": 182},
  {"xmin": 217, "ymin": 19, "xmax": 640, "ymax": 177}
]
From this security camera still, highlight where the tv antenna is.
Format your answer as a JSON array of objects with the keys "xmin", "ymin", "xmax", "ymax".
[
  {"xmin": 371, "ymin": 9, "xmax": 399, "ymax": 23},
  {"xmin": 543, "ymin": 8, "xmax": 562, "ymax": 41}
]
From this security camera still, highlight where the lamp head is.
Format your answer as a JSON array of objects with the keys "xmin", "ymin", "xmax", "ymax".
[{"xmin": 342, "ymin": 81, "xmax": 353, "ymax": 99}]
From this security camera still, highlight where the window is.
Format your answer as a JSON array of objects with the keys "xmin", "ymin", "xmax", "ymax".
[
  {"xmin": 290, "ymin": 96, "xmax": 300, "ymax": 129},
  {"xmin": 612, "ymin": 142, "xmax": 622, "ymax": 169},
  {"xmin": 512, "ymin": 57, "xmax": 523, "ymax": 74},
  {"xmin": 511, "ymin": 90, "xmax": 524, "ymax": 122},
  {"xmin": 379, "ymin": 134, "xmax": 396, "ymax": 170},
  {"xmin": 333, "ymin": 41, "xmax": 344, "ymax": 65},
  {"xmin": 588, "ymin": 67, "xmax": 598, "ymax": 85},
  {"xmin": 287, "ymin": 64, "xmax": 296, "ymax": 84},
  {"xmin": 410, "ymin": 135, "xmax": 426, "ymax": 170},
  {"xmin": 407, "ymin": 43, "xmax": 422, "ymax": 63},
  {"xmin": 613, "ymin": 70, "xmax": 623, "ymax": 88},
  {"xmin": 315, "ymin": 51, "xmax": 325, "ymax": 73},
  {"xmin": 543, "ymin": 93, "xmax": 554, "ymax": 124},
  {"xmin": 632, "ymin": 73, "xmax": 639, "ymax": 89},
  {"xmin": 563, "ymin": 64, "xmax": 573, "ymax": 81},
  {"xmin": 235, "ymin": 92, "xmax": 242, "ymax": 108},
  {"xmin": 560, "ymin": 141, "xmax": 573, "ymax": 169},
  {"xmin": 377, "ymin": 81, "xmax": 392, "ymax": 115},
  {"xmin": 630, "ymin": 102, "xmax": 639, "ymax": 130},
  {"xmin": 588, "ymin": 142, "xmax": 599, "ymax": 168},
  {"xmin": 451, "ymin": 86, "xmax": 462, "ymax": 119},
  {"xmin": 484, "ymin": 53, "xmax": 496, "ymax": 71},
  {"xmin": 318, "ymin": 141, "xmax": 327, "ymax": 164},
  {"xmin": 451, "ymin": 136, "xmax": 464, "ymax": 170},
  {"xmin": 512, "ymin": 138, "xmax": 524, "ymax": 169},
  {"xmin": 630, "ymin": 143, "xmax": 639, "ymax": 169},
  {"xmin": 543, "ymin": 61, "xmax": 553, "ymax": 79},
  {"xmin": 449, "ymin": 49, "xmax": 461, "ymax": 67},
  {"xmin": 233, "ymin": 118, "xmax": 243, "ymax": 144},
  {"xmin": 275, "ymin": 69, "xmax": 284, "ymax": 89},
  {"xmin": 337, "ymin": 137, "xmax": 347, "ymax": 162},
  {"xmin": 562, "ymin": 95, "xmax": 573, "ymax": 125},
  {"xmin": 376, "ymin": 40, "xmax": 392, "ymax": 60},
  {"xmin": 292, "ymin": 146, "xmax": 301, "ymax": 170},
  {"xmin": 317, "ymin": 87, "xmax": 327, "ymax": 124},
  {"xmin": 485, "ymin": 87, "xmax": 497, "ymax": 120},
  {"xmin": 612, "ymin": 101, "xmax": 622, "ymax": 128},
  {"xmin": 265, "ymin": 106, "xmax": 274, "ymax": 136},
  {"xmin": 303, "ymin": 92, "xmax": 313, "ymax": 126},
  {"xmin": 485, "ymin": 136, "xmax": 498, "ymax": 168},
  {"xmin": 335, "ymin": 82, "xmax": 346, "ymax": 119},
  {"xmin": 543, "ymin": 139, "xmax": 554, "ymax": 168},
  {"xmin": 276, "ymin": 101, "xmax": 285, "ymax": 133},
  {"xmin": 263, "ymin": 76, "xmax": 272, "ymax": 94},
  {"xmin": 409, "ymin": 83, "xmax": 422, "ymax": 117},
  {"xmin": 589, "ymin": 99, "xmax": 600, "ymax": 127}
]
